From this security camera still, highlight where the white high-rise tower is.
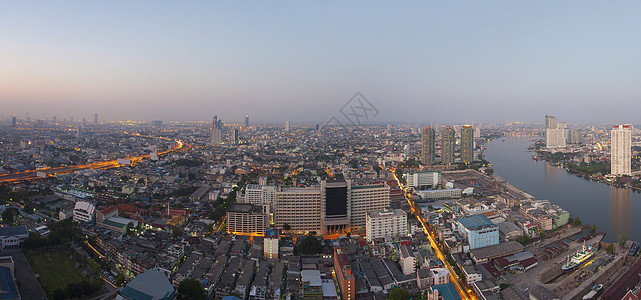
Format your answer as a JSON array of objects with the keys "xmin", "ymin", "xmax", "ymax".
[{"xmin": 611, "ymin": 124, "xmax": 632, "ymax": 176}]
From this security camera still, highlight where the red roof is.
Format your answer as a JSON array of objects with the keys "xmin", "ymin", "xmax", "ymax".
[
  {"xmin": 118, "ymin": 204, "xmax": 137, "ymax": 213},
  {"xmin": 101, "ymin": 205, "xmax": 117, "ymax": 215}
]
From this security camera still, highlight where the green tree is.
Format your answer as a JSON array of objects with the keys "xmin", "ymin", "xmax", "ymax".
[
  {"xmin": 171, "ymin": 226, "xmax": 184, "ymax": 239},
  {"xmin": 283, "ymin": 223, "xmax": 291, "ymax": 231},
  {"xmin": 619, "ymin": 234, "xmax": 629, "ymax": 248},
  {"xmin": 573, "ymin": 217, "xmax": 582, "ymax": 226},
  {"xmin": 387, "ymin": 288, "xmax": 411, "ymax": 300},
  {"xmin": 589, "ymin": 224, "xmax": 598, "ymax": 235},
  {"xmin": 2, "ymin": 207, "xmax": 19, "ymax": 224},
  {"xmin": 178, "ymin": 278, "xmax": 206, "ymax": 300},
  {"xmin": 605, "ymin": 244, "xmax": 616, "ymax": 255},
  {"xmin": 296, "ymin": 234, "xmax": 323, "ymax": 255},
  {"xmin": 516, "ymin": 235, "xmax": 531, "ymax": 246},
  {"xmin": 115, "ymin": 274, "xmax": 126, "ymax": 286}
]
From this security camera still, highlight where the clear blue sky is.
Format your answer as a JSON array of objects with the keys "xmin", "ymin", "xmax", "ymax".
[{"xmin": 2, "ymin": 1, "xmax": 641, "ymax": 124}]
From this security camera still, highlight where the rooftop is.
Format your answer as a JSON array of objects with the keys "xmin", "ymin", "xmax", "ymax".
[
  {"xmin": 458, "ymin": 215, "xmax": 495, "ymax": 230},
  {"xmin": 119, "ymin": 269, "xmax": 176, "ymax": 300}
]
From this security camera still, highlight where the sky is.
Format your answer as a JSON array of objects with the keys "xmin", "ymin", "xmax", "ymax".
[{"xmin": 2, "ymin": 1, "xmax": 641, "ymax": 124}]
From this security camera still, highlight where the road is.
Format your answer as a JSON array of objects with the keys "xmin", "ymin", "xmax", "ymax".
[
  {"xmin": 0, "ymin": 137, "xmax": 189, "ymax": 184},
  {"xmin": 391, "ymin": 168, "xmax": 475, "ymax": 300}
]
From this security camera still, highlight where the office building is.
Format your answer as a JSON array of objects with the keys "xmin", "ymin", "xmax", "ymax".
[
  {"xmin": 231, "ymin": 127, "xmax": 239, "ymax": 144},
  {"xmin": 366, "ymin": 209, "xmax": 407, "ymax": 241},
  {"xmin": 245, "ymin": 115, "xmax": 249, "ymax": 128},
  {"xmin": 275, "ymin": 187, "xmax": 322, "ymax": 233},
  {"xmin": 611, "ymin": 124, "xmax": 632, "ymax": 176},
  {"xmin": 11, "ymin": 117, "xmax": 16, "ymax": 128},
  {"xmin": 457, "ymin": 215, "xmax": 499, "ymax": 250},
  {"xmin": 274, "ymin": 181, "xmax": 390, "ymax": 234},
  {"xmin": 321, "ymin": 180, "xmax": 350, "ymax": 234},
  {"xmin": 52, "ymin": 115, "xmax": 56, "ymax": 123},
  {"xmin": 244, "ymin": 184, "xmax": 277, "ymax": 207},
  {"xmin": 441, "ymin": 126, "xmax": 455, "ymax": 165},
  {"xmin": 226, "ymin": 203, "xmax": 268, "ymax": 235},
  {"xmin": 405, "ymin": 171, "xmax": 441, "ymax": 189},
  {"xmin": 285, "ymin": 121, "xmax": 290, "ymax": 132},
  {"xmin": 264, "ymin": 229, "xmax": 279, "ymax": 259},
  {"xmin": 421, "ymin": 126, "xmax": 435, "ymax": 165},
  {"xmin": 461, "ymin": 125, "xmax": 474, "ymax": 164},
  {"xmin": 349, "ymin": 183, "xmax": 390, "ymax": 233}
]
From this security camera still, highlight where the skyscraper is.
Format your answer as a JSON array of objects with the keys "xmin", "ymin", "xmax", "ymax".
[
  {"xmin": 11, "ymin": 117, "xmax": 16, "ymax": 128},
  {"xmin": 441, "ymin": 126, "xmax": 455, "ymax": 165},
  {"xmin": 545, "ymin": 115, "xmax": 557, "ymax": 129},
  {"xmin": 545, "ymin": 115, "xmax": 566, "ymax": 148},
  {"xmin": 611, "ymin": 124, "xmax": 632, "ymax": 176},
  {"xmin": 245, "ymin": 115, "xmax": 249, "ymax": 128},
  {"xmin": 211, "ymin": 116, "xmax": 223, "ymax": 144},
  {"xmin": 421, "ymin": 126, "xmax": 435, "ymax": 165},
  {"xmin": 231, "ymin": 127, "xmax": 239, "ymax": 144},
  {"xmin": 94, "ymin": 113, "xmax": 98, "ymax": 124},
  {"xmin": 285, "ymin": 121, "xmax": 290, "ymax": 132},
  {"xmin": 52, "ymin": 116, "xmax": 56, "ymax": 123},
  {"xmin": 461, "ymin": 125, "xmax": 474, "ymax": 164}
]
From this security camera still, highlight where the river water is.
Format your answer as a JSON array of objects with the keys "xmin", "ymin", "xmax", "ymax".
[{"xmin": 484, "ymin": 136, "xmax": 638, "ymax": 243}]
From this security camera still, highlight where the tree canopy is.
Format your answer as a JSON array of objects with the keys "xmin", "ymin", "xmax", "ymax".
[
  {"xmin": 177, "ymin": 278, "xmax": 206, "ymax": 300},
  {"xmin": 296, "ymin": 234, "xmax": 323, "ymax": 255},
  {"xmin": 387, "ymin": 288, "xmax": 411, "ymax": 300}
]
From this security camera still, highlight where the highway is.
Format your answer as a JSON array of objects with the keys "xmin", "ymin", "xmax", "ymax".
[
  {"xmin": 391, "ymin": 168, "xmax": 476, "ymax": 300},
  {"xmin": 0, "ymin": 135, "xmax": 189, "ymax": 184}
]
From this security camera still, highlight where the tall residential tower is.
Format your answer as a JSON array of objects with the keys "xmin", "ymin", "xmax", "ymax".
[
  {"xmin": 611, "ymin": 124, "xmax": 632, "ymax": 176},
  {"xmin": 421, "ymin": 126, "xmax": 435, "ymax": 165},
  {"xmin": 441, "ymin": 126, "xmax": 455, "ymax": 165},
  {"xmin": 461, "ymin": 125, "xmax": 474, "ymax": 164}
]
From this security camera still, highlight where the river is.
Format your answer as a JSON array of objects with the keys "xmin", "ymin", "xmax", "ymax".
[{"xmin": 484, "ymin": 136, "xmax": 638, "ymax": 243}]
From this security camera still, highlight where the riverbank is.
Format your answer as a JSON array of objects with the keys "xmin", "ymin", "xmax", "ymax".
[{"xmin": 533, "ymin": 148, "xmax": 641, "ymax": 192}]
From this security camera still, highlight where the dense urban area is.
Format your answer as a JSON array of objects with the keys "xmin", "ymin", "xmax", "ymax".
[{"xmin": 0, "ymin": 115, "xmax": 640, "ymax": 300}]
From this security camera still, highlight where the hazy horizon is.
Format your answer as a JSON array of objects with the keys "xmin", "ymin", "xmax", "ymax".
[{"xmin": 2, "ymin": 2, "xmax": 641, "ymax": 124}]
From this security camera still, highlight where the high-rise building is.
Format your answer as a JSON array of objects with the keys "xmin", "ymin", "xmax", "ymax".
[
  {"xmin": 52, "ymin": 116, "xmax": 56, "ymax": 123},
  {"xmin": 441, "ymin": 126, "xmax": 455, "ymax": 165},
  {"xmin": 245, "ymin": 115, "xmax": 249, "ymax": 128},
  {"xmin": 334, "ymin": 250, "xmax": 355, "ymax": 300},
  {"xmin": 226, "ymin": 203, "xmax": 268, "ymax": 235},
  {"xmin": 611, "ymin": 124, "xmax": 632, "ymax": 176},
  {"xmin": 348, "ymin": 183, "xmax": 390, "ymax": 233},
  {"xmin": 321, "ymin": 180, "xmax": 350, "ymax": 234},
  {"xmin": 461, "ymin": 125, "xmax": 474, "ymax": 164},
  {"xmin": 421, "ymin": 126, "xmax": 435, "ymax": 165},
  {"xmin": 94, "ymin": 113, "xmax": 98, "ymax": 124},
  {"xmin": 274, "ymin": 187, "xmax": 322, "ymax": 233},
  {"xmin": 211, "ymin": 127, "xmax": 223, "ymax": 144},
  {"xmin": 545, "ymin": 115, "xmax": 566, "ymax": 148},
  {"xmin": 11, "ymin": 117, "xmax": 16, "ymax": 128},
  {"xmin": 211, "ymin": 116, "xmax": 223, "ymax": 144},
  {"xmin": 285, "ymin": 121, "xmax": 290, "ymax": 132},
  {"xmin": 231, "ymin": 127, "xmax": 239, "ymax": 144},
  {"xmin": 545, "ymin": 115, "xmax": 557, "ymax": 129}
]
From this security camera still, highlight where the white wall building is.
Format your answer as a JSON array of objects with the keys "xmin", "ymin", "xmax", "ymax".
[
  {"xmin": 366, "ymin": 209, "xmax": 407, "ymax": 242},
  {"xmin": 399, "ymin": 244, "xmax": 415, "ymax": 275},
  {"xmin": 349, "ymin": 184, "xmax": 390, "ymax": 233},
  {"xmin": 275, "ymin": 187, "xmax": 322, "ymax": 233},
  {"xmin": 405, "ymin": 171, "xmax": 441, "ymax": 189},
  {"xmin": 73, "ymin": 201, "xmax": 95, "ymax": 223},
  {"xmin": 245, "ymin": 184, "xmax": 277, "ymax": 206},
  {"xmin": 611, "ymin": 124, "xmax": 632, "ymax": 176},
  {"xmin": 431, "ymin": 268, "xmax": 450, "ymax": 285}
]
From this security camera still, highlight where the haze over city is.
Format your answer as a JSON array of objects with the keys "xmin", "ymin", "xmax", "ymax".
[{"xmin": 3, "ymin": 1, "xmax": 641, "ymax": 123}]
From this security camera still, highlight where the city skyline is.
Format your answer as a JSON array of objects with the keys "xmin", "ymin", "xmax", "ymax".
[{"xmin": 3, "ymin": 2, "xmax": 641, "ymax": 123}]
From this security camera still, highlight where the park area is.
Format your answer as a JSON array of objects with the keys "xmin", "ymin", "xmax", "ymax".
[{"xmin": 27, "ymin": 251, "xmax": 85, "ymax": 295}]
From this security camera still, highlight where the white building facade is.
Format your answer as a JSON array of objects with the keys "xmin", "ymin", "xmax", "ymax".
[
  {"xmin": 611, "ymin": 124, "xmax": 632, "ymax": 176},
  {"xmin": 366, "ymin": 209, "xmax": 407, "ymax": 241}
]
